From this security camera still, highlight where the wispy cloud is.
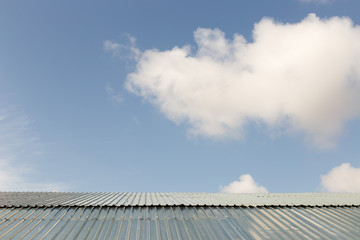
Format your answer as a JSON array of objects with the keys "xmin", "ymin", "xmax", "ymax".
[
  {"xmin": 298, "ymin": 0, "xmax": 330, "ymax": 3},
  {"xmin": 125, "ymin": 14, "xmax": 360, "ymax": 148},
  {"xmin": 0, "ymin": 106, "xmax": 67, "ymax": 192},
  {"xmin": 104, "ymin": 40, "xmax": 122, "ymax": 55},
  {"xmin": 104, "ymin": 34, "xmax": 140, "ymax": 60},
  {"xmin": 105, "ymin": 83, "xmax": 123, "ymax": 104},
  {"xmin": 321, "ymin": 163, "xmax": 360, "ymax": 193},
  {"xmin": 0, "ymin": 158, "xmax": 67, "ymax": 192},
  {"xmin": 220, "ymin": 174, "xmax": 268, "ymax": 193}
]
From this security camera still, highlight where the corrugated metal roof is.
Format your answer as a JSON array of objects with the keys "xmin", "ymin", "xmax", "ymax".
[
  {"xmin": 0, "ymin": 206, "xmax": 359, "ymax": 240},
  {"xmin": 0, "ymin": 192, "xmax": 359, "ymax": 207}
]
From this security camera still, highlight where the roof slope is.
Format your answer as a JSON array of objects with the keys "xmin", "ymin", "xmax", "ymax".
[
  {"xmin": 0, "ymin": 192, "xmax": 360, "ymax": 239},
  {"xmin": 0, "ymin": 192, "xmax": 359, "ymax": 207},
  {"xmin": 0, "ymin": 205, "xmax": 359, "ymax": 239}
]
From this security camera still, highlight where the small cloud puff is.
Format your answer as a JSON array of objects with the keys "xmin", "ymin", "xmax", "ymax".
[
  {"xmin": 220, "ymin": 174, "xmax": 268, "ymax": 193},
  {"xmin": 321, "ymin": 163, "xmax": 360, "ymax": 193}
]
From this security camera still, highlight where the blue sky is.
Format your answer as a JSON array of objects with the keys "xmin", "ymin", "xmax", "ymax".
[{"xmin": 1, "ymin": 0, "xmax": 360, "ymax": 193}]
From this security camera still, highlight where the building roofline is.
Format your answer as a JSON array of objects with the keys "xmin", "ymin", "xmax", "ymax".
[{"xmin": 1, "ymin": 192, "xmax": 359, "ymax": 207}]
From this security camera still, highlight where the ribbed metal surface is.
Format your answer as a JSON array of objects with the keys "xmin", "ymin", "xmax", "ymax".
[
  {"xmin": 0, "ymin": 206, "xmax": 359, "ymax": 240},
  {"xmin": 1, "ymin": 192, "xmax": 359, "ymax": 207}
]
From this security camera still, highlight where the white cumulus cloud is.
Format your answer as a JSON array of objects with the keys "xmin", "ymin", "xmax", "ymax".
[
  {"xmin": 321, "ymin": 163, "xmax": 360, "ymax": 193},
  {"xmin": 124, "ymin": 14, "xmax": 360, "ymax": 148},
  {"xmin": 220, "ymin": 174, "xmax": 268, "ymax": 193}
]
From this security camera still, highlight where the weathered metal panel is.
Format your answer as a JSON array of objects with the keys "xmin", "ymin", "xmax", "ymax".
[
  {"xmin": 0, "ymin": 206, "xmax": 359, "ymax": 240},
  {"xmin": 0, "ymin": 192, "xmax": 359, "ymax": 207}
]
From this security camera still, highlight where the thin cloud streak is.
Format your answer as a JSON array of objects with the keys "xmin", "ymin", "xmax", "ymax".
[
  {"xmin": 105, "ymin": 83, "xmax": 123, "ymax": 104},
  {"xmin": 298, "ymin": 0, "xmax": 329, "ymax": 3},
  {"xmin": 104, "ymin": 34, "xmax": 140, "ymax": 60},
  {"xmin": 0, "ymin": 106, "xmax": 67, "ymax": 192}
]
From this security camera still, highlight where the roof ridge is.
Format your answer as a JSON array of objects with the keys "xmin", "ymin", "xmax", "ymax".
[{"xmin": 0, "ymin": 192, "xmax": 359, "ymax": 207}]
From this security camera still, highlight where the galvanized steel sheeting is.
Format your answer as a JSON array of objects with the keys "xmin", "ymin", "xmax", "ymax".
[
  {"xmin": 1, "ymin": 192, "xmax": 360, "ymax": 207},
  {"xmin": 0, "ymin": 206, "xmax": 359, "ymax": 240}
]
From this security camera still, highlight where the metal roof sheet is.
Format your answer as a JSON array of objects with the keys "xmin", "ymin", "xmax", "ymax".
[
  {"xmin": 0, "ymin": 206, "xmax": 359, "ymax": 239},
  {"xmin": 0, "ymin": 192, "xmax": 359, "ymax": 207}
]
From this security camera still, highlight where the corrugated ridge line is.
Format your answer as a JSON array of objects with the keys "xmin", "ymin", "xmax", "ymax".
[
  {"xmin": 93, "ymin": 193, "xmax": 116, "ymax": 206},
  {"xmin": 0, "ymin": 192, "xmax": 80, "ymax": 207},
  {"xmin": 94, "ymin": 192, "xmax": 118, "ymax": 206},
  {"xmin": 82, "ymin": 193, "xmax": 109, "ymax": 206},
  {"xmin": 106, "ymin": 193, "xmax": 127, "ymax": 206},
  {"xmin": 37, "ymin": 192, "xmax": 81, "ymax": 206},
  {"xmin": 179, "ymin": 193, "xmax": 196, "ymax": 206},
  {"xmin": 1, "ymin": 192, "xmax": 360, "ymax": 207},
  {"xmin": 163, "ymin": 193, "xmax": 174, "ymax": 206},
  {"xmin": 132, "ymin": 193, "xmax": 142, "ymax": 206},
  {"xmin": 124, "ymin": 193, "xmax": 137, "ymax": 206},
  {"xmin": 58, "ymin": 193, "xmax": 92, "ymax": 206},
  {"xmin": 155, "ymin": 193, "xmax": 166, "ymax": 206}
]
